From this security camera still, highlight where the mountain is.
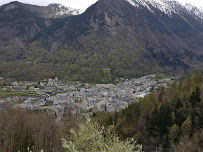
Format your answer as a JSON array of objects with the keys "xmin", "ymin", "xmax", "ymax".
[
  {"xmin": 0, "ymin": 1, "xmax": 81, "ymax": 61},
  {"xmin": 0, "ymin": 1, "xmax": 82, "ymax": 18},
  {"xmin": 0, "ymin": 0, "xmax": 202, "ymax": 82}
]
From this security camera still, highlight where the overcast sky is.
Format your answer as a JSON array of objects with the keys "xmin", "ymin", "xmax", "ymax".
[{"xmin": 0, "ymin": 0, "xmax": 203, "ymax": 11}]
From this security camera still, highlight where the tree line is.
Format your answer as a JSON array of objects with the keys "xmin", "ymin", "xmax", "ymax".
[{"xmin": 0, "ymin": 104, "xmax": 77, "ymax": 152}]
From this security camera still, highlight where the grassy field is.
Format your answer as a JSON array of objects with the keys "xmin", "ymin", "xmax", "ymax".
[
  {"xmin": 0, "ymin": 90, "xmax": 42, "ymax": 98},
  {"xmin": 153, "ymin": 74, "xmax": 172, "ymax": 80},
  {"xmin": 15, "ymin": 100, "xmax": 25, "ymax": 104}
]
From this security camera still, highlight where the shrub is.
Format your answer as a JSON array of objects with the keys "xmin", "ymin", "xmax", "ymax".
[{"xmin": 62, "ymin": 122, "xmax": 141, "ymax": 152}]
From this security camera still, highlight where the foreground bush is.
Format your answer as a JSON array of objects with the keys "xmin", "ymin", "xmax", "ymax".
[{"xmin": 62, "ymin": 122, "xmax": 141, "ymax": 152}]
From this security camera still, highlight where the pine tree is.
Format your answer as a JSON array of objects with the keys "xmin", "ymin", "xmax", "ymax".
[
  {"xmin": 170, "ymin": 124, "xmax": 180, "ymax": 142},
  {"xmin": 181, "ymin": 117, "xmax": 192, "ymax": 136},
  {"xmin": 189, "ymin": 86, "xmax": 201, "ymax": 108}
]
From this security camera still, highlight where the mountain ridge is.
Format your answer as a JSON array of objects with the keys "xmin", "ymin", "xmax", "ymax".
[{"xmin": 127, "ymin": 0, "xmax": 203, "ymax": 19}]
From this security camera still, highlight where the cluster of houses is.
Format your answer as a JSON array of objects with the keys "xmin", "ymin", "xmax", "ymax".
[
  {"xmin": 0, "ymin": 76, "xmax": 4, "ymax": 81},
  {"xmin": 0, "ymin": 75, "xmax": 175, "ymax": 121}
]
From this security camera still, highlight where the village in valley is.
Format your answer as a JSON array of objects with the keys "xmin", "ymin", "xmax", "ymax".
[{"xmin": 0, "ymin": 75, "xmax": 176, "ymax": 121}]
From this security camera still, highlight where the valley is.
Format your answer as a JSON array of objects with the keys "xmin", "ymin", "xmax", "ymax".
[{"xmin": 0, "ymin": 0, "xmax": 202, "ymax": 151}]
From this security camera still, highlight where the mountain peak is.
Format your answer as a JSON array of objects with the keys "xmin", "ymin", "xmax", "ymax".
[
  {"xmin": 6, "ymin": 1, "xmax": 22, "ymax": 5},
  {"xmin": 48, "ymin": 3, "xmax": 63, "ymax": 7},
  {"xmin": 47, "ymin": 3, "xmax": 82, "ymax": 16},
  {"xmin": 185, "ymin": 3, "xmax": 203, "ymax": 19},
  {"xmin": 0, "ymin": 1, "xmax": 82, "ymax": 18},
  {"xmin": 185, "ymin": 3, "xmax": 203, "ymax": 10}
]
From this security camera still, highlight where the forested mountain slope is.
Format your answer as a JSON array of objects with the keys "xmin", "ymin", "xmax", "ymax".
[{"xmin": 93, "ymin": 72, "xmax": 203, "ymax": 150}]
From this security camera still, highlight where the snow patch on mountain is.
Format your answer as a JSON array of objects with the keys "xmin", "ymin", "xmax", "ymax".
[
  {"xmin": 126, "ymin": 0, "xmax": 139, "ymax": 7},
  {"xmin": 126, "ymin": 0, "xmax": 203, "ymax": 20},
  {"xmin": 48, "ymin": 3, "xmax": 82, "ymax": 16},
  {"xmin": 126, "ymin": 0, "xmax": 184, "ymax": 15},
  {"xmin": 185, "ymin": 3, "xmax": 203, "ymax": 19}
]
